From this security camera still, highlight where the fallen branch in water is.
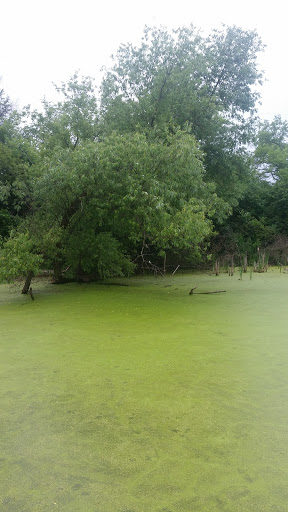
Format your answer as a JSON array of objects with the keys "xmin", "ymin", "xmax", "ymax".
[{"xmin": 189, "ymin": 287, "xmax": 226, "ymax": 295}]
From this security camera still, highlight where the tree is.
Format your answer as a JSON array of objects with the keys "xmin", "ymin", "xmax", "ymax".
[
  {"xmin": 252, "ymin": 116, "xmax": 288, "ymax": 237},
  {"xmin": 0, "ymin": 107, "xmax": 37, "ymax": 239},
  {"xmin": 0, "ymin": 26, "xmax": 269, "ymax": 286},
  {"xmin": 254, "ymin": 116, "xmax": 288, "ymax": 180},
  {"xmin": 3, "ymin": 127, "xmax": 226, "ymax": 285},
  {"xmin": 0, "ymin": 232, "xmax": 43, "ymax": 293},
  {"xmin": 27, "ymin": 72, "xmax": 99, "ymax": 152},
  {"xmin": 100, "ymin": 25, "xmax": 263, "ymax": 205},
  {"xmin": 101, "ymin": 25, "xmax": 263, "ymax": 131},
  {"xmin": 211, "ymin": 203, "xmax": 275, "ymax": 268},
  {"xmin": 212, "ymin": 115, "xmax": 288, "ymax": 267}
]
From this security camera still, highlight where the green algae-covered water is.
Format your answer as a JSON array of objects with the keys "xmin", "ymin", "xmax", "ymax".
[{"xmin": 1, "ymin": 270, "xmax": 288, "ymax": 512}]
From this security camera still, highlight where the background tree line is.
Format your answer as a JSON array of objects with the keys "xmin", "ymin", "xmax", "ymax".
[{"xmin": 1, "ymin": 24, "xmax": 288, "ymax": 291}]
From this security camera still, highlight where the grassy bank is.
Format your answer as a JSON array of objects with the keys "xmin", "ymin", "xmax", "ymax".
[{"xmin": 1, "ymin": 270, "xmax": 288, "ymax": 511}]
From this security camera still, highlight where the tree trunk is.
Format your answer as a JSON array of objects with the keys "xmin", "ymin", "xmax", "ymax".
[
  {"xmin": 22, "ymin": 271, "xmax": 33, "ymax": 294},
  {"xmin": 228, "ymin": 256, "xmax": 234, "ymax": 276},
  {"xmin": 52, "ymin": 259, "xmax": 63, "ymax": 283},
  {"xmin": 243, "ymin": 253, "xmax": 248, "ymax": 273},
  {"xmin": 163, "ymin": 253, "xmax": 166, "ymax": 274},
  {"xmin": 76, "ymin": 262, "xmax": 85, "ymax": 282}
]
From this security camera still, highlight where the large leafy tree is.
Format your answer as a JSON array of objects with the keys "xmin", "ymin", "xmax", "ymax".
[
  {"xmin": 100, "ymin": 25, "xmax": 263, "ymax": 204},
  {"xmin": 15, "ymin": 127, "xmax": 224, "ymax": 284},
  {"xmin": 0, "ymin": 26, "xmax": 269, "ymax": 288},
  {"xmin": 101, "ymin": 25, "xmax": 262, "ymax": 132},
  {"xmin": 0, "ymin": 74, "xmax": 99, "ymax": 288}
]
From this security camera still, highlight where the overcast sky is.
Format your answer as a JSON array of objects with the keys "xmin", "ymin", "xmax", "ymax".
[{"xmin": 1, "ymin": 0, "xmax": 287, "ymax": 121}]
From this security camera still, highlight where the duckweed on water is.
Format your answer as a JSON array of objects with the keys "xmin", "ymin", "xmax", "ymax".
[{"xmin": 1, "ymin": 270, "xmax": 288, "ymax": 512}]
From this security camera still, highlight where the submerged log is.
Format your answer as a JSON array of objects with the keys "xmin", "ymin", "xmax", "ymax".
[{"xmin": 189, "ymin": 288, "xmax": 226, "ymax": 295}]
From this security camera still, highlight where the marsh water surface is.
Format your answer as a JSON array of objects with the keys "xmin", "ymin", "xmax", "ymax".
[{"xmin": 1, "ymin": 271, "xmax": 288, "ymax": 511}]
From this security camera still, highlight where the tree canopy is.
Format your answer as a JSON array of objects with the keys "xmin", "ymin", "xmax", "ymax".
[{"xmin": 0, "ymin": 24, "xmax": 287, "ymax": 289}]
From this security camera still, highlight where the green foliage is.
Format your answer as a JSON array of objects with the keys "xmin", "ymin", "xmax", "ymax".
[
  {"xmin": 205, "ymin": 25, "xmax": 263, "ymax": 113},
  {"xmin": 82, "ymin": 232, "xmax": 135, "ymax": 279},
  {"xmin": 0, "ymin": 232, "xmax": 43, "ymax": 283},
  {"xmin": 254, "ymin": 116, "xmax": 288, "ymax": 179},
  {"xmin": 252, "ymin": 116, "xmax": 288, "ymax": 237},
  {"xmin": 27, "ymin": 72, "xmax": 98, "ymax": 152},
  {"xmin": 101, "ymin": 25, "xmax": 263, "ymax": 132},
  {"xmin": 0, "ymin": 209, "xmax": 14, "ymax": 239},
  {"xmin": 0, "ymin": 26, "xmax": 282, "ymax": 283},
  {"xmin": 100, "ymin": 25, "xmax": 263, "ymax": 205},
  {"xmin": 212, "ymin": 178, "xmax": 276, "ymax": 263},
  {"xmin": 20, "ymin": 128, "xmax": 222, "ymax": 280},
  {"xmin": 266, "ymin": 171, "xmax": 288, "ymax": 236},
  {"xmin": 0, "ymin": 115, "xmax": 37, "ymax": 237}
]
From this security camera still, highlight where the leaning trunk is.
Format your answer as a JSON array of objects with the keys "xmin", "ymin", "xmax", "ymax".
[{"xmin": 22, "ymin": 271, "xmax": 33, "ymax": 294}]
